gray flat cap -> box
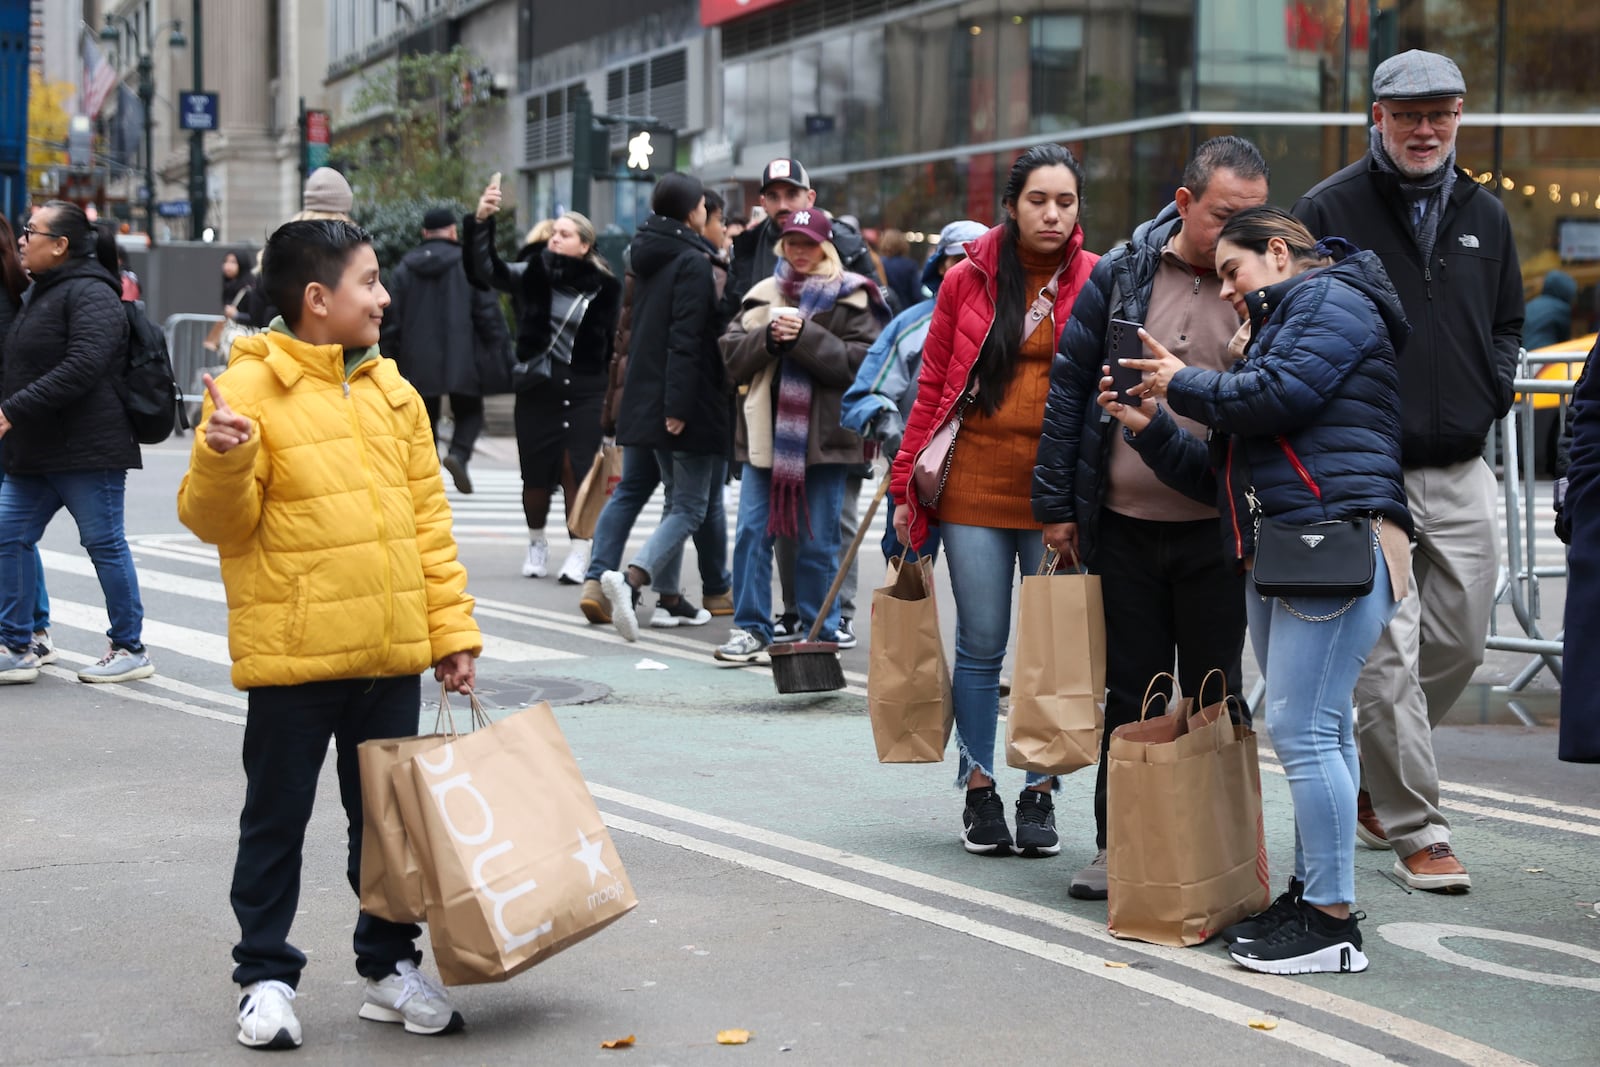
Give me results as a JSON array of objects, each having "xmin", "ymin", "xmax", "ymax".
[{"xmin": 1372, "ymin": 50, "xmax": 1466, "ymax": 100}]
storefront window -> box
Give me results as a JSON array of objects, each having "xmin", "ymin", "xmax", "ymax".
[
  {"xmin": 1194, "ymin": 123, "xmax": 1350, "ymax": 204},
  {"xmin": 724, "ymin": 63, "xmax": 747, "ymax": 149},
  {"xmin": 1197, "ymin": 0, "xmax": 1351, "ymax": 112},
  {"xmin": 1495, "ymin": 127, "xmax": 1600, "ymax": 330},
  {"xmin": 1135, "ymin": 1, "xmax": 1195, "ymax": 117},
  {"xmin": 1504, "ymin": 2, "xmax": 1600, "ymax": 113},
  {"xmin": 847, "ymin": 29, "xmax": 885, "ymax": 163},
  {"xmin": 1026, "ymin": 14, "xmax": 1087, "ymax": 134},
  {"xmin": 1372, "ymin": 0, "xmax": 1497, "ymax": 105}
]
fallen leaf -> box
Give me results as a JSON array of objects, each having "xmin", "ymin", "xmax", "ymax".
[
  {"xmin": 717, "ymin": 1029, "xmax": 753, "ymax": 1045},
  {"xmin": 1523, "ymin": 868, "xmax": 1545, "ymax": 873},
  {"xmin": 1103, "ymin": 960, "xmax": 1130, "ymax": 968},
  {"xmin": 1247, "ymin": 1017, "xmax": 1279, "ymax": 1031},
  {"xmin": 600, "ymin": 1035, "xmax": 636, "ymax": 1049}
]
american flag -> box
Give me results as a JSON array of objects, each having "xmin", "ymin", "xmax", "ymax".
[{"xmin": 80, "ymin": 33, "xmax": 118, "ymax": 120}]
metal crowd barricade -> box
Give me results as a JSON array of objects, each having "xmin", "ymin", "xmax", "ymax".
[
  {"xmin": 1488, "ymin": 349, "xmax": 1573, "ymax": 723},
  {"xmin": 163, "ymin": 313, "xmax": 227, "ymax": 426}
]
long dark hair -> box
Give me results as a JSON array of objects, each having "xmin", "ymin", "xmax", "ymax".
[
  {"xmin": 0, "ymin": 217, "xmax": 26, "ymax": 306},
  {"xmin": 973, "ymin": 144, "xmax": 1084, "ymax": 415}
]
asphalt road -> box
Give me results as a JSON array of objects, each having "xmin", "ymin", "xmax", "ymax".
[{"xmin": 1, "ymin": 438, "xmax": 1595, "ymax": 1066}]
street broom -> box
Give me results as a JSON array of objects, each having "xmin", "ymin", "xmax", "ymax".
[{"xmin": 769, "ymin": 476, "xmax": 892, "ymax": 694}]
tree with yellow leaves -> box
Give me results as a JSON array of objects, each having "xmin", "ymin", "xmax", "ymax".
[{"xmin": 28, "ymin": 72, "xmax": 77, "ymax": 170}]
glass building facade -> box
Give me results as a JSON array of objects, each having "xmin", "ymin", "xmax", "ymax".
[{"xmin": 715, "ymin": 0, "xmax": 1600, "ymax": 333}]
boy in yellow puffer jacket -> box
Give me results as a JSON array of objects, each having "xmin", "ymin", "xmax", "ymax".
[{"xmin": 178, "ymin": 219, "xmax": 482, "ymax": 1051}]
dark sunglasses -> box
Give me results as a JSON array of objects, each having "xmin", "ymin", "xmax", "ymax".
[{"xmin": 21, "ymin": 225, "xmax": 63, "ymax": 241}]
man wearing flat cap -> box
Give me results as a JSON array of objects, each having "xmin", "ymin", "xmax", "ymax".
[
  {"xmin": 380, "ymin": 206, "xmax": 512, "ymax": 494},
  {"xmin": 1294, "ymin": 50, "xmax": 1524, "ymax": 895}
]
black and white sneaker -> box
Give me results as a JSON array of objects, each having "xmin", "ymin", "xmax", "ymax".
[
  {"xmin": 834, "ymin": 618, "xmax": 857, "ymax": 650},
  {"xmin": 650, "ymin": 598, "xmax": 712, "ymax": 628},
  {"xmin": 600, "ymin": 571, "xmax": 641, "ymax": 642},
  {"xmin": 771, "ymin": 613, "xmax": 803, "ymax": 644},
  {"xmin": 961, "ymin": 788, "xmax": 1014, "ymax": 855},
  {"xmin": 1229, "ymin": 902, "xmax": 1369, "ymax": 975},
  {"xmin": 1222, "ymin": 878, "xmax": 1304, "ymax": 945},
  {"xmin": 1013, "ymin": 789, "xmax": 1060, "ymax": 857}
]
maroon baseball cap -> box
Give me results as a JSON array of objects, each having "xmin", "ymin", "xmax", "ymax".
[{"xmin": 778, "ymin": 207, "xmax": 833, "ymax": 245}]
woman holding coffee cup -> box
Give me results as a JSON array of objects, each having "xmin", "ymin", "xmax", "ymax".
[
  {"xmin": 714, "ymin": 208, "xmax": 889, "ymax": 664},
  {"xmin": 889, "ymin": 144, "xmax": 1098, "ymax": 858}
]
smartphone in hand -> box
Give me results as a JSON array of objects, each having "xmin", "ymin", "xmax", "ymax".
[{"xmin": 1107, "ymin": 318, "xmax": 1145, "ymax": 405}]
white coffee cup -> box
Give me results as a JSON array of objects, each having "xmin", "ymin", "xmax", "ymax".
[{"xmin": 771, "ymin": 307, "xmax": 802, "ymax": 321}]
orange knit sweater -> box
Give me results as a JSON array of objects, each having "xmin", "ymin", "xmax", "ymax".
[{"xmin": 938, "ymin": 248, "xmax": 1060, "ymax": 530}]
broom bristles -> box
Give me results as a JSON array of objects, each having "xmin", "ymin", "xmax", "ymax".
[{"xmin": 769, "ymin": 642, "xmax": 846, "ymax": 693}]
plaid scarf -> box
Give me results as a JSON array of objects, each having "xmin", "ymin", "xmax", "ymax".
[{"xmin": 766, "ymin": 261, "xmax": 888, "ymax": 537}]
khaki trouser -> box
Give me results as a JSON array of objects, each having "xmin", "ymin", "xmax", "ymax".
[{"xmin": 1354, "ymin": 458, "xmax": 1500, "ymax": 857}]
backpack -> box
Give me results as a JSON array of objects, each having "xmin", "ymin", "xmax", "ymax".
[{"xmin": 117, "ymin": 301, "xmax": 188, "ymax": 444}]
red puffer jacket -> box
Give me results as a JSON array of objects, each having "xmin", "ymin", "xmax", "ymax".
[{"xmin": 889, "ymin": 223, "xmax": 1097, "ymax": 548}]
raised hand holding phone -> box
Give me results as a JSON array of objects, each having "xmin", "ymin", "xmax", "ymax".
[{"xmin": 476, "ymin": 172, "xmax": 503, "ymax": 220}]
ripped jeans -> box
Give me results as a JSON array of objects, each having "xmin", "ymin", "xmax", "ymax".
[
  {"xmin": 1247, "ymin": 545, "xmax": 1398, "ymax": 908},
  {"xmin": 940, "ymin": 522, "xmax": 1053, "ymax": 791}
]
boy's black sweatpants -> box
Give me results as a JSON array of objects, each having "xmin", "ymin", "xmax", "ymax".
[{"xmin": 230, "ymin": 674, "xmax": 424, "ymax": 989}]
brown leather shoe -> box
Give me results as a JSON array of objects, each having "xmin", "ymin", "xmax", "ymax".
[
  {"xmin": 1356, "ymin": 790, "xmax": 1391, "ymax": 851},
  {"xmin": 579, "ymin": 579, "xmax": 612, "ymax": 624},
  {"xmin": 703, "ymin": 592, "xmax": 734, "ymax": 617},
  {"xmin": 1395, "ymin": 842, "xmax": 1472, "ymax": 893}
]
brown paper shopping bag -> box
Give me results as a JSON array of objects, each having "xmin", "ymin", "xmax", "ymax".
[
  {"xmin": 1005, "ymin": 550, "xmax": 1106, "ymax": 775},
  {"xmin": 1106, "ymin": 671, "xmax": 1270, "ymax": 947},
  {"xmin": 357, "ymin": 695, "xmax": 490, "ymax": 923},
  {"xmin": 567, "ymin": 443, "xmax": 622, "ymax": 540},
  {"xmin": 866, "ymin": 554, "xmax": 954, "ymax": 762},
  {"xmin": 398, "ymin": 700, "xmax": 637, "ymax": 985}
]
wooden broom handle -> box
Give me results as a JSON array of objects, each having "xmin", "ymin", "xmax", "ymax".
[{"xmin": 804, "ymin": 475, "xmax": 894, "ymax": 644}]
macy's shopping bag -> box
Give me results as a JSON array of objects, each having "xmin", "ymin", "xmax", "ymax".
[
  {"xmin": 396, "ymin": 700, "xmax": 637, "ymax": 985},
  {"xmin": 357, "ymin": 695, "xmax": 491, "ymax": 923},
  {"xmin": 1005, "ymin": 550, "xmax": 1106, "ymax": 775},
  {"xmin": 866, "ymin": 554, "xmax": 953, "ymax": 762},
  {"xmin": 1106, "ymin": 672, "xmax": 1269, "ymax": 947},
  {"xmin": 567, "ymin": 443, "xmax": 622, "ymax": 541}
]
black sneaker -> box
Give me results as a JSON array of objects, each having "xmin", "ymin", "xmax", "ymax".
[
  {"xmin": 834, "ymin": 618, "xmax": 857, "ymax": 650},
  {"xmin": 771, "ymin": 613, "xmax": 803, "ymax": 644},
  {"xmin": 961, "ymin": 788, "xmax": 1013, "ymax": 855},
  {"xmin": 1013, "ymin": 789, "xmax": 1060, "ymax": 857},
  {"xmin": 1229, "ymin": 902, "xmax": 1369, "ymax": 975},
  {"xmin": 1221, "ymin": 878, "xmax": 1304, "ymax": 945}
]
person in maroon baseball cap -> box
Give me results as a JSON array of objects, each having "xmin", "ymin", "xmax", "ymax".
[{"xmin": 712, "ymin": 205, "xmax": 890, "ymax": 664}]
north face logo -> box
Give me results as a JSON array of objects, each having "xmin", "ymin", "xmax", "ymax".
[
  {"xmin": 791, "ymin": 210, "xmax": 812, "ymax": 226},
  {"xmin": 1300, "ymin": 534, "xmax": 1325, "ymax": 548},
  {"xmin": 1458, "ymin": 234, "xmax": 1480, "ymax": 249}
]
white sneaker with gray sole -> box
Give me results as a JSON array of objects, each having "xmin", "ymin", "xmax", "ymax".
[
  {"xmin": 77, "ymin": 646, "xmax": 154, "ymax": 684},
  {"xmin": 358, "ymin": 960, "xmax": 464, "ymax": 1035}
]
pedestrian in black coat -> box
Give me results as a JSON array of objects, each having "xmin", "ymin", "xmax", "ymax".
[
  {"xmin": 1560, "ymin": 342, "xmax": 1600, "ymax": 762},
  {"xmin": 381, "ymin": 207, "xmax": 512, "ymax": 493}
]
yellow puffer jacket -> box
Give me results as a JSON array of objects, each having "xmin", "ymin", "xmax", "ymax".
[{"xmin": 177, "ymin": 328, "xmax": 482, "ymax": 689}]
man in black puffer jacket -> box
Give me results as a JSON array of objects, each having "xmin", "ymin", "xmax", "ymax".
[{"xmin": 1292, "ymin": 50, "xmax": 1524, "ymax": 895}]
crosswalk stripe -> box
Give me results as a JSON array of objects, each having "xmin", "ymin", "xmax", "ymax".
[{"xmin": 41, "ymin": 549, "xmax": 582, "ymax": 664}]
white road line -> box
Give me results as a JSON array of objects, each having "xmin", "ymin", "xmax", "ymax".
[
  {"xmin": 50, "ymin": 647, "xmax": 248, "ymax": 709},
  {"xmin": 43, "ymin": 550, "xmax": 582, "ymax": 664},
  {"xmin": 604, "ymin": 812, "xmax": 1395, "ymax": 1067},
  {"xmin": 591, "ymin": 784, "xmax": 1531, "ymax": 1067},
  {"xmin": 39, "ymin": 664, "xmax": 244, "ymax": 725}
]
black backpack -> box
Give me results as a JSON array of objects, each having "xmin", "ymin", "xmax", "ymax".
[{"xmin": 117, "ymin": 301, "xmax": 188, "ymax": 444}]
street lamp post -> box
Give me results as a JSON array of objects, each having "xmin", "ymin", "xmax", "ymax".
[{"xmin": 100, "ymin": 14, "xmax": 186, "ymax": 239}]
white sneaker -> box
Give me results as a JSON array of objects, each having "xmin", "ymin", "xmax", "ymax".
[
  {"xmin": 77, "ymin": 646, "xmax": 154, "ymax": 684},
  {"xmin": 0, "ymin": 646, "xmax": 39, "ymax": 684},
  {"xmin": 558, "ymin": 540, "xmax": 590, "ymax": 585},
  {"xmin": 358, "ymin": 960, "xmax": 464, "ymax": 1035},
  {"xmin": 521, "ymin": 539, "xmax": 549, "ymax": 578},
  {"xmin": 650, "ymin": 600, "xmax": 712, "ymax": 627},
  {"xmin": 714, "ymin": 628, "xmax": 769, "ymax": 663},
  {"xmin": 601, "ymin": 570, "xmax": 640, "ymax": 642},
  {"xmin": 237, "ymin": 979, "xmax": 302, "ymax": 1050},
  {"xmin": 30, "ymin": 631, "xmax": 56, "ymax": 665}
]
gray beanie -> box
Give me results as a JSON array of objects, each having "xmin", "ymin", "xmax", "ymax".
[{"xmin": 303, "ymin": 167, "xmax": 354, "ymax": 214}]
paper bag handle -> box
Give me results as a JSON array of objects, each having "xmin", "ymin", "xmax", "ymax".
[
  {"xmin": 435, "ymin": 685, "xmax": 493, "ymax": 737},
  {"xmin": 1137, "ymin": 671, "xmax": 1180, "ymax": 722},
  {"xmin": 1036, "ymin": 546, "xmax": 1084, "ymax": 576}
]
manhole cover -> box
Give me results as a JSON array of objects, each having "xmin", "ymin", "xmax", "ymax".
[{"xmin": 435, "ymin": 675, "xmax": 611, "ymax": 710}]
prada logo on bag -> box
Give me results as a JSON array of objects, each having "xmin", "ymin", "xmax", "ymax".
[{"xmin": 1300, "ymin": 534, "xmax": 1326, "ymax": 548}]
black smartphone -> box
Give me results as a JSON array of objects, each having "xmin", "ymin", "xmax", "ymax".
[{"xmin": 1107, "ymin": 318, "xmax": 1145, "ymax": 405}]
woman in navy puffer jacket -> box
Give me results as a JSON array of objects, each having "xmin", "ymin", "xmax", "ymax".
[{"xmin": 1109, "ymin": 206, "xmax": 1413, "ymax": 979}]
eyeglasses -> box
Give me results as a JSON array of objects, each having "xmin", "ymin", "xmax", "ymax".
[
  {"xmin": 1383, "ymin": 106, "xmax": 1462, "ymax": 132},
  {"xmin": 20, "ymin": 225, "xmax": 62, "ymax": 241}
]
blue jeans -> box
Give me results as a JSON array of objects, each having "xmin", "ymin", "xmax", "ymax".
[
  {"xmin": 0, "ymin": 446, "xmax": 48, "ymax": 634},
  {"xmin": 1247, "ymin": 546, "xmax": 1398, "ymax": 908},
  {"xmin": 732, "ymin": 463, "xmax": 846, "ymax": 642},
  {"xmin": 586, "ymin": 446, "xmax": 730, "ymax": 598},
  {"xmin": 630, "ymin": 451, "xmax": 720, "ymax": 589},
  {"xmin": 0, "ymin": 469, "xmax": 143, "ymax": 651},
  {"xmin": 940, "ymin": 522, "xmax": 1051, "ymax": 790}
]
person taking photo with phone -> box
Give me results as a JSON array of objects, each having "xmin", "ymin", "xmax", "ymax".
[{"xmin": 1032, "ymin": 136, "xmax": 1269, "ymax": 900}]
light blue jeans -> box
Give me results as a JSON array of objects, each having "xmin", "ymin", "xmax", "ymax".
[
  {"xmin": 587, "ymin": 446, "xmax": 730, "ymax": 598},
  {"xmin": 1247, "ymin": 545, "xmax": 1398, "ymax": 907},
  {"xmin": 731, "ymin": 463, "xmax": 846, "ymax": 642},
  {"xmin": 629, "ymin": 451, "xmax": 721, "ymax": 591},
  {"xmin": 940, "ymin": 522, "xmax": 1053, "ymax": 791}
]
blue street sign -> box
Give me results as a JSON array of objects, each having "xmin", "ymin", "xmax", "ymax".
[
  {"xmin": 180, "ymin": 93, "xmax": 219, "ymax": 131},
  {"xmin": 157, "ymin": 200, "xmax": 192, "ymax": 218}
]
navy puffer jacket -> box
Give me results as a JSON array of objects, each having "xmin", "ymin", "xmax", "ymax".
[{"xmin": 1123, "ymin": 249, "xmax": 1414, "ymax": 566}]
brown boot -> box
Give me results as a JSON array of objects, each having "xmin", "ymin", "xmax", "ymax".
[
  {"xmin": 579, "ymin": 579, "xmax": 612, "ymax": 624},
  {"xmin": 703, "ymin": 591, "xmax": 734, "ymax": 616},
  {"xmin": 1356, "ymin": 790, "xmax": 1391, "ymax": 850},
  {"xmin": 1395, "ymin": 842, "xmax": 1472, "ymax": 893}
]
